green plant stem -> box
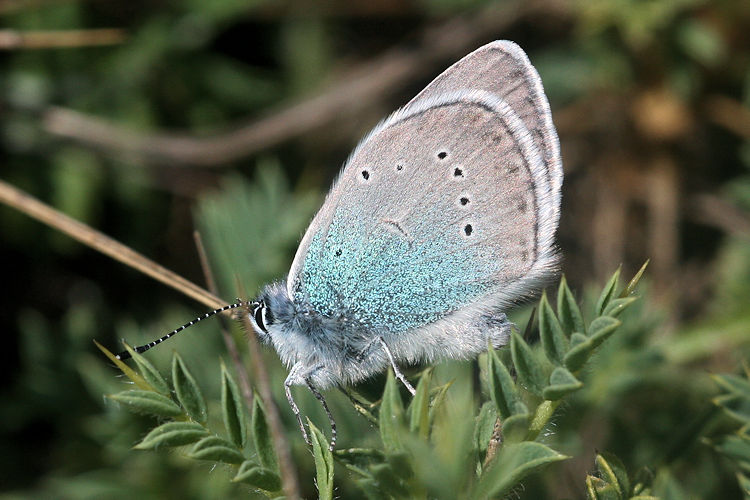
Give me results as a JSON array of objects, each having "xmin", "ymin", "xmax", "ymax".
[{"xmin": 528, "ymin": 400, "xmax": 560, "ymax": 441}]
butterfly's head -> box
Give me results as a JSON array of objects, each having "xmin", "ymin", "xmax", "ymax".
[
  {"xmin": 247, "ymin": 281, "xmax": 300, "ymax": 359},
  {"xmin": 247, "ymin": 298, "xmax": 273, "ymax": 343}
]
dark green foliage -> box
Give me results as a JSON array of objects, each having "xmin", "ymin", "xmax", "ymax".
[{"xmin": 108, "ymin": 390, "xmax": 182, "ymax": 417}]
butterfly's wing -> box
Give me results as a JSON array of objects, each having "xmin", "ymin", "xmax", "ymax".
[{"xmin": 286, "ymin": 41, "xmax": 561, "ymax": 356}]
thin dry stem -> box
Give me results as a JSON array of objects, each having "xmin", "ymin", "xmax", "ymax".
[
  {"xmin": 0, "ymin": 28, "xmax": 126, "ymax": 49},
  {"xmin": 0, "ymin": 179, "xmax": 224, "ymax": 310}
]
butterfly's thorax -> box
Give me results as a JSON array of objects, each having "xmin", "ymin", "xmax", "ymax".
[{"xmin": 258, "ymin": 281, "xmax": 393, "ymax": 388}]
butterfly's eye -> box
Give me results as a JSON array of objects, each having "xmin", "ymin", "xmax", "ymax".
[{"xmin": 251, "ymin": 300, "xmax": 270, "ymax": 334}]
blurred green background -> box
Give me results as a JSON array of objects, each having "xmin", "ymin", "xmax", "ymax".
[{"xmin": 1, "ymin": 0, "xmax": 749, "ymax": 498}]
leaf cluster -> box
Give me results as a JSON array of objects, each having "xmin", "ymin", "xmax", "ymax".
[{"xmin": 99, "ymin": 344, "xmax": 283, "ymax": 496}]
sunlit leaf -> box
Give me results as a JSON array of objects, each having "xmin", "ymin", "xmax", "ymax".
[
  {"xmin": 189, "ymin": 436, "xmax": 245, "ymax": 464},
  {"xmin": 596, "ymin": 452, "xmax": 631, "ymax": 498},
  {"xmin": 621, "ymin": 260, "xmax": 649, "ymax": 297},
  {"xmin": 589, "ymin": 316, "xmax": 621, "ymax": 348},
  {"xmin": 124, "ymin": 344, "xmax": 169, "ymax": 394},
  {"xmin": 310, "ymin": 419, "xmax": 334, "ymax": 500},
  {"xmin": 473, "ymin": 441, "xmax": 568, "ymax": 498},
  {"xmin": 543, "ymin": 366, "xmax": 583, "ymax": 400},
  {"xmin": 558, "ymin": 276, "xmax": 586, "ymax": 335},
  {"xmin": 539, "ymin": 291, "xmax": 569, "ymax": 365},
  {"xmin": 595, "ymin": 267, "xmax": 621, "ymax": 316},
  {"xmin": 564, "ymin": 333, "xmax": 593, "ymax": 372},
  {"xmin": 603, "ymin": 297, "xmax": 638, "ymax": 318},
  {"xmin": 95, "ymin": 340, "xmax": 151, "ymax": 390},
  {"xmin": 233, "ymin": 461, "xmax": 281, "ymax": 492},
  {"xmin": 510, "ymin": 332, "xmax": 547, "ymax": 396},
  {"xmin": 408, "ymin": 368, "xmax": 431, "ymax": 439},
  {"xmin": 109, "ymin": 390, "xmax": 181, "ymax": 417},
  {"xmin": 380, "ymin": 370, "xmax": 406, "ymax": 453},
  {"xmin": 134, "ymin": 422, "xmax": 208, "ymax": 449}
]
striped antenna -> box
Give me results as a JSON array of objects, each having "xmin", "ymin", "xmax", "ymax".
[{"xmin": 115, "ymin": 301, "xmax": 245, "ymax": 360}]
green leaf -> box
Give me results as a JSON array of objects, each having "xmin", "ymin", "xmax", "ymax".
[
  {"xmin": 252, "ymin": 397, "xmax": 278, "ymax": 471},
  {"xmin": 596, "ymin": 452, "xmax": 631, "ymax": 498},
  {"xmin": 558, "ymin": 276, "xmax": 585, "ymax": 336},
  {"xmin": 221, "ymin": 361, "xmax": 247, "ymax": 448},
  {"xmin": 189, "ymin": 436, "xmax": 245, "ymax": 464},
  {"xmin": 712, "ymin": 434, "xmax": 750, "ymax": 465},
  {"xmin": 564, "ymin": 333, "xmax": 594, "ymax": 372},
  {"xmin": 428, "ymin": 381, "xmax": 453, "ymax": 427},
  {"xmin": 503, "ymin": 412, "xmax": 530, "ymax": 444},
  {"xmin": 621, "ymin": 260, "xmax": 649, "ymax": 297},
  {"xmin": 487, "ymin": 345, "xmax": 522, "ymax": 419},
  {"xmin": 542, "ymin": 367, "xmax": 583, "ymax": 400},
  {"xmin": 172, "ymin": 353, "xmax": 207, "ymax": 424},
  {"xmin": 134, "ymin": 422, "xmax": 208, "ymax": 449},
  {"xmin": 408, "ymin": 368, "xmax": 431, "ymax": 439},
  {"xmin": 714, "ymin": 394, "xmax": 750, "ymax": 424},
  {"xmin": 603, "ymin": 297, "xmax": 638, "ymax": 318},
  {"xmin": 473, "ymin": 441, "xmax": 568, "ymax": 498},
  {"xmin": 95, "ymin": 340, "xmax": 152, "ymax": 391},
  {"xmin": 233, "ymin": 461, "xmax": 282, "ymax": 492},
  {"xmin": 713, "ymin": 374, "xmax": 750, "ymax": 398},
  {"xmin": 125, "ymin": 344, "xmax": 169, "ymax": 394},
  {"xmin": 589, "ymin": 316, "xmax": 622, "ymax": 348},
  {"xmin": 475, "ymin": 402, "xmax": 498, "ymax": 453},
  {"xmin": 109, "ymin": 390, "xmax": 182, "ymax": 417},
  {"xmin": 510, "ymin": 332, "xmax": 547, "ymax": 396},
  {"xmin": 380, "ymin": 370, "xmax": 406, "ymax": 453},
  {"xmin": 595, "ymin": 267, "xmax": 621, "ymax": 316},
  {"xmin": 539, "ymin": 291, "xmax": 569, "ymax": 365},
  {"xmin": 310, "ymin": 419, "xmax": 334, "ymax": 500},
  {"xmin": 586, "ymin": 475, "xmax": 621, "ymax": 500}
]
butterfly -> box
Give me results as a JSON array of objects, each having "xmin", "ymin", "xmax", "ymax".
[{"xmin": 117, "ymin": 40, "xmax": 562, "ymax": 449}]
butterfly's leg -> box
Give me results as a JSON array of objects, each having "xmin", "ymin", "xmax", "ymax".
[
  {"xmin": 306, "ymin": 379, "xmax": 337, "ymax": 451},
  {"xmin": 378, "ymin": 337, "xmax": 416, "ymax": 396},
  {"xmin": 284, "ymin": 363, "xmax": 310, "ymax": 445}
]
